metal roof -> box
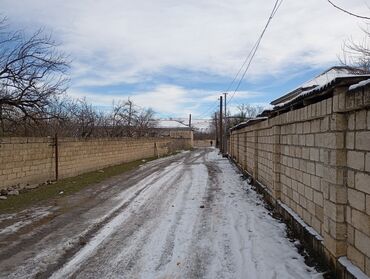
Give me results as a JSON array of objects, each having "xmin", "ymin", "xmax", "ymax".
[{"xmin": 273, "ymin": 75, "xmax": 370, "ymax": 111}]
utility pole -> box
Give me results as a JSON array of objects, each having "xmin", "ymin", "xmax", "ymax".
[
  {"xmin": 189, "ymin": 113, "xmax": 192, "ymax": 128},
  {"xmin": 215, "ymin": 112, "xmax": 218, "ymax": 148},
  {"xmin": 223, "ymin": 92, "xmax": 228, "ymax": 155},
  {"xmin": 219, "ymin": 96, "xmax": 223, "ymax": 153},
  {"xmin": 54, "ymin": 133, "xmax": 59, "ymax": 181}
]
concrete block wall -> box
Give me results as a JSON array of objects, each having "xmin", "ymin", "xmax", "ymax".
[
  {"xmin": 345, "ymin": 88, "xmax": 370, "ymax": 275},
  {"xmin": 57, "ymin": 138, "xmax": 172, "ymax": 179},
  {"xmin": 0, "ymin": 136, "xmax": 192, "ymax": 191},
  {"xmin": 246, "ymin": 131, "xmax": 256, "ymax": 175},
  {"xmin": 256, "ymin": 127, "xmax": 274, "ymax": 190},
  {"xmin": 238, "ymin": 132, "xmax": 246, "ymax": 169},
  {"xmin": 229, "ymin": 85, "xmax": 370, "ymax": 277},
  {"xmin": 0, "ymin": 137, "xmax": 55, "ymax": 190}
]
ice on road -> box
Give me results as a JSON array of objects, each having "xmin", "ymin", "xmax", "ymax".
[{"xmin": 0, "ymin": 149, "xmax": 322, "ymax": 279}]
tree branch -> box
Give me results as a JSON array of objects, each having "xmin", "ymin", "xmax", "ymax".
[{"xmin": 327, "ymin": 0, "xmax": 370, "ymax": 20}]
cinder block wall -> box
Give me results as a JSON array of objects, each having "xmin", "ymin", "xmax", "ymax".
[
  {"xmin": 0, "ymin": 137, "xmax": 55, "ymax": 190},
  {"xmin": 0, "ymin": 135, "xmax": 192, "ymax": 190},
  {"xmin": 229, "ymin": 85, "xmax": 370, "ymax": 277},
  {"xmin": 57, "ymin": 138, "xmax": 173, "ymax": 179}
]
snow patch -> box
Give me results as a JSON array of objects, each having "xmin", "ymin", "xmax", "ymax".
[
  {"xmin": 154, "ymin": 119, "xmax": 190, "ymax": 128},
  {"xmin": 0, "ymin": 207, "xmax": 52, "ymax": 236},
  {"xmin": 273, "ymin": 67, "xmax": 370, "ymax": 108},
  {"xmin": 338, "ymin": 257, "xmax": 369, "ymax": 279},
  {"xmin": 278, "ymin": 201, "xmax": 323, "ymax": 241},
  {"xmin": 349, "ymin": 78, "xmax": 370, "ymax": 91}
]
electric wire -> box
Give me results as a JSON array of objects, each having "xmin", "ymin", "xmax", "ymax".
[
  {"xmin": 186, "ymin": 0, "xmax": 283, "ymax": 119},
  {"xmin": 227, "ymin": 0, "xmax": 283, "ymax": 106}
]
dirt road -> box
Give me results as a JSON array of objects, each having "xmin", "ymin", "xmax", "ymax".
[{"xmin": 0, "ymin": 148, "xmax": 322, "ymax": 278}]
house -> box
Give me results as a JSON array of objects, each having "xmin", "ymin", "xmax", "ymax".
[{"xmin": 260, "ymin": 66, "xmax": 370, "ymax": 117}]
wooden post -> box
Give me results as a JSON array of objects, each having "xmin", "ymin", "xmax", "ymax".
[
  {"xmin": 223, "ymin": 92, "xmax": 228, "ymax": 155},
  {"xmin": 54, "ymin": 133, "xmax": 59, "ymax": 181},
  {"xmin": 215, "ymin": 112, "xmax": 218, "ymax": 148},
  {"xmin": 219, "ymin": 96, "xmax": 223, "ymax": 153}
]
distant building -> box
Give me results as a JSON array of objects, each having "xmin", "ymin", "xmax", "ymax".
[{"xmin": 148, "ymin": 119, "xmax": 193, "ymax": 147}]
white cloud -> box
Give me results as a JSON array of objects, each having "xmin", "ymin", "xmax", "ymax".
[
  {"xmin": 67, "ymin": 84, "xmax": 259, "ymax": 118},
  {"xmin": 1, "ymin": 0, "xmax": 369, "ymax": 117},
  {"xmin": 1, "ymin": 0, "xmax": 367, "ymax": 84}
]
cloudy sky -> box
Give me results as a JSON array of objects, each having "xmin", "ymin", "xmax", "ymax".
[{"xmin": 1, "ymin": 0, "xmax": 368, "ymax": 118}]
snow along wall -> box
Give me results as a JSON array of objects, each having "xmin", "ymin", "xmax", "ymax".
[
  {"xmin": 0, "ymin": 134, "xmax": 193, "ymax": 190},
  {"xmin": 229, "ymin": 84, "xmax": 370, "ymax": 277}
]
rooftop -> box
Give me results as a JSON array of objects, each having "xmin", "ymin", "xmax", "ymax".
[
  {"xmin": 231, "ymin": 66, "xmax": 370, "ymax": 131},
  {"xmin": 271, "ymin": 66, "xmax": 369, "ymax": 106}
]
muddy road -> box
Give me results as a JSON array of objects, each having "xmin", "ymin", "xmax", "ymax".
[{"xmin": 0, "ymin": 148, "xmax": 322, "ymax": 278}]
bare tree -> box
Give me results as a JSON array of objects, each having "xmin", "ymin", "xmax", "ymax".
[
  {"xmin": 72, "ymin": 98, "xmax": 98, "ymax": 138},
  {"xmin": 134, "ymin": 108, "xmax": 156, "ymax": 137},
  {"xmin": 109, "ymin": 100, "xmax": 138, "ymax": 137},
  {"xmin": 327, "ymin": 0, "xmax": 370, "ymax": 20},
  {"xmin": 0, "ymin": 18, "xmax": 158, "ymax": 138},
  {"xmin": 236, "ymin": 104, "xmax": 264, "ymax": 119},
  {"xmin": 0, "ymin": 17, "xmax": 69, "ymax": 135},
  {"xmin": 340, "ymin": 26, "xmax": 370, "ymax": 73},
  {"xmin": 225, "ymin": 104, "xmax": 265, "ymax": 128}
]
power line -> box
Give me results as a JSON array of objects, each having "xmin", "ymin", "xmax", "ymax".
[
  {"xmin": 193, "ymin": 0, "xmax": 283, "ymax": 119},
  {"xmin": 327, "ymin": 0, "xmax": 370, "ymax": 20},
  {"xmin": 227, "ymin": 0, "xmax": 283, "ymax": 105},
  {"xmin": 196, "ymin": 101, "xmax": 220, "ymax": 118},
  {"xmin": 225, "ymin": 40, "xmax": 259, "ymax": 93}
]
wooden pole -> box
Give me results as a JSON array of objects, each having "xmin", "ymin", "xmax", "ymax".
[
  {"xmin": 215, "ymin": 112, "xmax": 218, "ymax": 148},
  {"xmin": 223, "ymin": 92, "xmax": 228, "ymax": 155},
  {"xmin": 219, "ymin": 96, "xmax": 223, "ymax": 153},
  {"xmin": 54, "ymin": 133, "xmax": 59, "ymax": 181}
]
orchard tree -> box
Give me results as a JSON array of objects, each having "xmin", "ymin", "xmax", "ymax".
[
  {"xmin": 340, "ymin": 29, "xmax": 370, "ymax": 73},
  {"xmin": 0, "ymin": 17, "xmax": 69, "ymax": 135}
]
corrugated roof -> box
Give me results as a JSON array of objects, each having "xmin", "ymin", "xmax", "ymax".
[
  {"xmin": 271, "ymin": 66, "xmax": 369, "ymax": 106},
  {"xmin": 230, "ymin": 117, "xmax": 268, "ymax": 131},
  {"xmin": 153, "ymin": 120, "xmax": 190, "ymax": 129},
  {"xmin": 273, "ymin": 75, "xmax": 370, "ymax": 110},
  {"xmin": 231, "ymin": 66, "xmax": 370, "ymax": 132}
]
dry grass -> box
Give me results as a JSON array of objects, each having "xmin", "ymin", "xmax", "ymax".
[{"xmin": 0, "ymin": 157, "xmax": 156, "ymax": 214}]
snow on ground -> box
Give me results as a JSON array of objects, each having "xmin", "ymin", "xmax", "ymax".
[
  {"xmin": 0, "ymin": 207, "xmax": 53, "ymax": 236},
  {"xmin": 51, "ymin": 149, "xmax": 322, "ymax": 278},
  {"xmin": 1, "ymin": 149, "xmax": 323, "ymax": 278},
  {"xmin": 278, "ymin": 201, "xmax": 323, "ymax": 242}
]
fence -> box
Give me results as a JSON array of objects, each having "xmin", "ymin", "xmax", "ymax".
[
  {"xmin": 229, "ymin": 83, "xmax": 370, "ymax": 277},
  {"xmin": 0, "ymin": 134, "xmax": 193, "ymax": 191}
]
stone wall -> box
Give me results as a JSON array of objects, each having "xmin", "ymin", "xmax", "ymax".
[
  {"xmin": 229, "ymin": 85, "xmax": 370, "ymax": 277},
  {"xmin": 0, "ymin": 135, "xmax": 192, "ymax": 191}
]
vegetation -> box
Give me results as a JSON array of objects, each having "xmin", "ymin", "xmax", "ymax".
[
  {"xmin": 0, "ymin": 18, "xmax": 156, "ymax": 137},
  {"xmin": 340, "ymin": 25, "xmax": 370, "ymax": 73},
  {"xmin": 210, "ymin": 104, "xmax": 265, "ymax": 134},
  {"xmin": 0, "ymin": 157, "xmax": 155, "ymax": 214}
]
